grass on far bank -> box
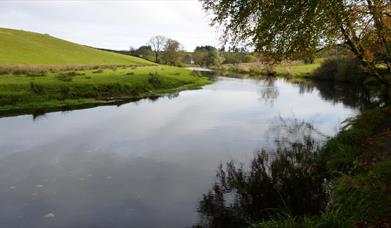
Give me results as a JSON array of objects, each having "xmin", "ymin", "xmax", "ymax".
[
  {"xmin": 0, "ymin": 65, "xmax": 210, "ymax": 116},
  {"xmin": 215, "ymin": 59, "xmax": 323, "ymax": 79}
]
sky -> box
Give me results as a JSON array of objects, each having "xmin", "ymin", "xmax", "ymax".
[{"xmin": 0, "ymin": 0, "xmax": 220, "ymax": 51}]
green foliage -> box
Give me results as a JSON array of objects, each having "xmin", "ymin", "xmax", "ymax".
[
  {"xmin": 201, "ymin": 0, "xmax": 391, "ymax": 85},
  {"xmin": 0, "ymin": 28, "xmax": 154, "ymax": 65},
  {"xmin": 161, "ymin": 39, "xmax": 183, "ymax": 66},
  {"xmin": 193, "ymin": 46, "xmax": 224, "ymax": 66}
]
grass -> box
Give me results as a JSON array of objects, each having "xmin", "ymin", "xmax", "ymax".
[
  {"xmin": 0, "ymin": 27, "xmax": 154, "ymax": 65},
  {"xmin": 215, "ymin": 60, "xmax": 322, "ymax": 79},
  {"xmin": 0, "ymin": 65, "xmax": 210, "ymax": 116},
  {"xmin": 275, "ymin": 62, "xmax": 321, "ymax": 77}
]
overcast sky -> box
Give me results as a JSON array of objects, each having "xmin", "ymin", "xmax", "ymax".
[{"xmin": 0, "ymin": 0, "xmax": 220, "ymax": 51}]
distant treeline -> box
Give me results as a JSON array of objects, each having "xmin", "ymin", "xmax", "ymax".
[{"xmin": 93, "ymin": 38, "xmax": 348, "ymax": 67}]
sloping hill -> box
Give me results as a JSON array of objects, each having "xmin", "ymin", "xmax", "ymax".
[{"xmin": 0, "ymin": 28, "xmax": 153, "ymax": 65}]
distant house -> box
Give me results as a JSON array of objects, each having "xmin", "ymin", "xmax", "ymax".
[{"xmin": 184, "ymin": 54, "xmax": 194, "ymax": 64}]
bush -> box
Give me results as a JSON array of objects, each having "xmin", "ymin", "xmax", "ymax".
[{"xmin": 313, "ymin": 58, "xmax": 368, "ymax": 83}]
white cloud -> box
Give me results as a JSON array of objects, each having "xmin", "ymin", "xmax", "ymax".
[{"xmin": 0, "ymin": 0, "xmax": 220, "ymax": 51}]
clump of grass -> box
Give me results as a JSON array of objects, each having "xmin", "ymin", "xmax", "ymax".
[
  {"xmin": 148, "ymin": 72, "xmax": 161, "ymax": 88},
  {"xmin": 59, "ymin": 86, "xmax": 71, "ymax": 100},
  {"xmin": 92, "ymin": 69, "xmax": 103, "ymax": 74},
  {"xmin": 30, "ymin": 82, "xmax": 44, "ymax": 94},
  {"xmin": 126, "ymin": 72, "xmax": 134, "ymax": 76},
  {"xmin": 56, "ymin": 71, "xmax": 85, "ymax": 82},
  {"xmin": 26, "ymin": 71, "xmax": 47, "ymax": 77}
]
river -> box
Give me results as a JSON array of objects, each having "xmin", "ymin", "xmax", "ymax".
[{"xmin": 0, "ymin": 76, "xmax": 368, "ymax": 227}]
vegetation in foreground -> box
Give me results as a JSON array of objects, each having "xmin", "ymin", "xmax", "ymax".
[
  {"xmin": 0, "ymin": 65, "xmax": 210, "ymax": 116},
  {"xmin": 197, "ymin": 107, "xmax": 391, "ymax": 227}
]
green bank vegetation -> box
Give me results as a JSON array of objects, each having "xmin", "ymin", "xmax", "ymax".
[
  {"xmin": 214, "ymin": 60, "xmax": 322, "ymax": 78},
  {"xmin": 0, "ymin": 65, "xmax": 209, "ymax": 116}
]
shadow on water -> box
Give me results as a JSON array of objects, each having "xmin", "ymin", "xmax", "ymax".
[
  {"xmin": 257, "ymin": 77, "xmax": 377, "ymax": 110},
  {"xmin": 195, "ymin": 118, "xmax": 330, "ymax": 228},
  {"xmin": 294, "ymin": 80, "xmax": 378, "ymax": 110}
]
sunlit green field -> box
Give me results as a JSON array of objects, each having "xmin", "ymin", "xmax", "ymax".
[{"xmin": 0, "ymin": 28, "xmax": 153, "ymax": 65}]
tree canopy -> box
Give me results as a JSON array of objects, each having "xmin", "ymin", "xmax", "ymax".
[{"xmin": 201, "ymin": 0, "xmax": 391, "ymax": 85}]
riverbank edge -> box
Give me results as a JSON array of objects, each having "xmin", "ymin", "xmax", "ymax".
[
  {"xmin": 0, "ymin": 66, "xmax": 211, "ymax": 117},
  {"xmin": 253, "ymin": 106, "xmax": 391, "ymax": 227},
  {"xmin": 0, "ymin": 83, "xmax": 209, "ymax": 118}
]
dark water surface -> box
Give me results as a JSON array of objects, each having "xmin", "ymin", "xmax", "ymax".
[{"xmin": 0, "ymin": 77, "xmax": 363, "ymax": 227}]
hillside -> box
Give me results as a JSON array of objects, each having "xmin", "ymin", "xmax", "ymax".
[{"xmin": 0, "ymin": 28, "xmax": 153, "ymax": 65}]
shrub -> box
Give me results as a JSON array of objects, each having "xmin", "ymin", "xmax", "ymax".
[{"xmin": 313, "ymin": 58, "xmax": 368, "ymax": 83}]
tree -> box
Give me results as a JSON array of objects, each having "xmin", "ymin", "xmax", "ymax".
[
  {"xmin": 201, "ymin": 0, "xmax": 391, "ymax": 86},
  {"xmin": 130, "ymin": 45, "xmax": 153, "ymax": 59},
  {"xmin": 161, "ymin": 39, "xmax": 183, "ymax": 65},
  {"xmin": 148, "ymin": 35, "xmax": 167, "ymax": 63},
  {"xmin": 193, "ymin": 46, "xmax": 224, "ymax": 66}
]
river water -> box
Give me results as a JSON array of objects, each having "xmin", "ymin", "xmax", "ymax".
[{"xmin": 0, "ymin": 76, "xmax": 365, "ymax": 227}]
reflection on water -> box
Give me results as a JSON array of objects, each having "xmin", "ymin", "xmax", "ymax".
[
  {"xmin": 0, "ymin": 77, "xmax": 371, "ymax": 227},
  {"xmin": 197, "ymin": 121, "xmax": 327, "ymax": 227}
]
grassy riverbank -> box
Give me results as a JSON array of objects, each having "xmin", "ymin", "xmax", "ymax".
[
  {"xmin": 214, "ymin": 60, "xmax": 322, "ymax": 79},
  {"xmin": 0, "ymin": 65, "xmax": 210, "ymax": 116}
]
